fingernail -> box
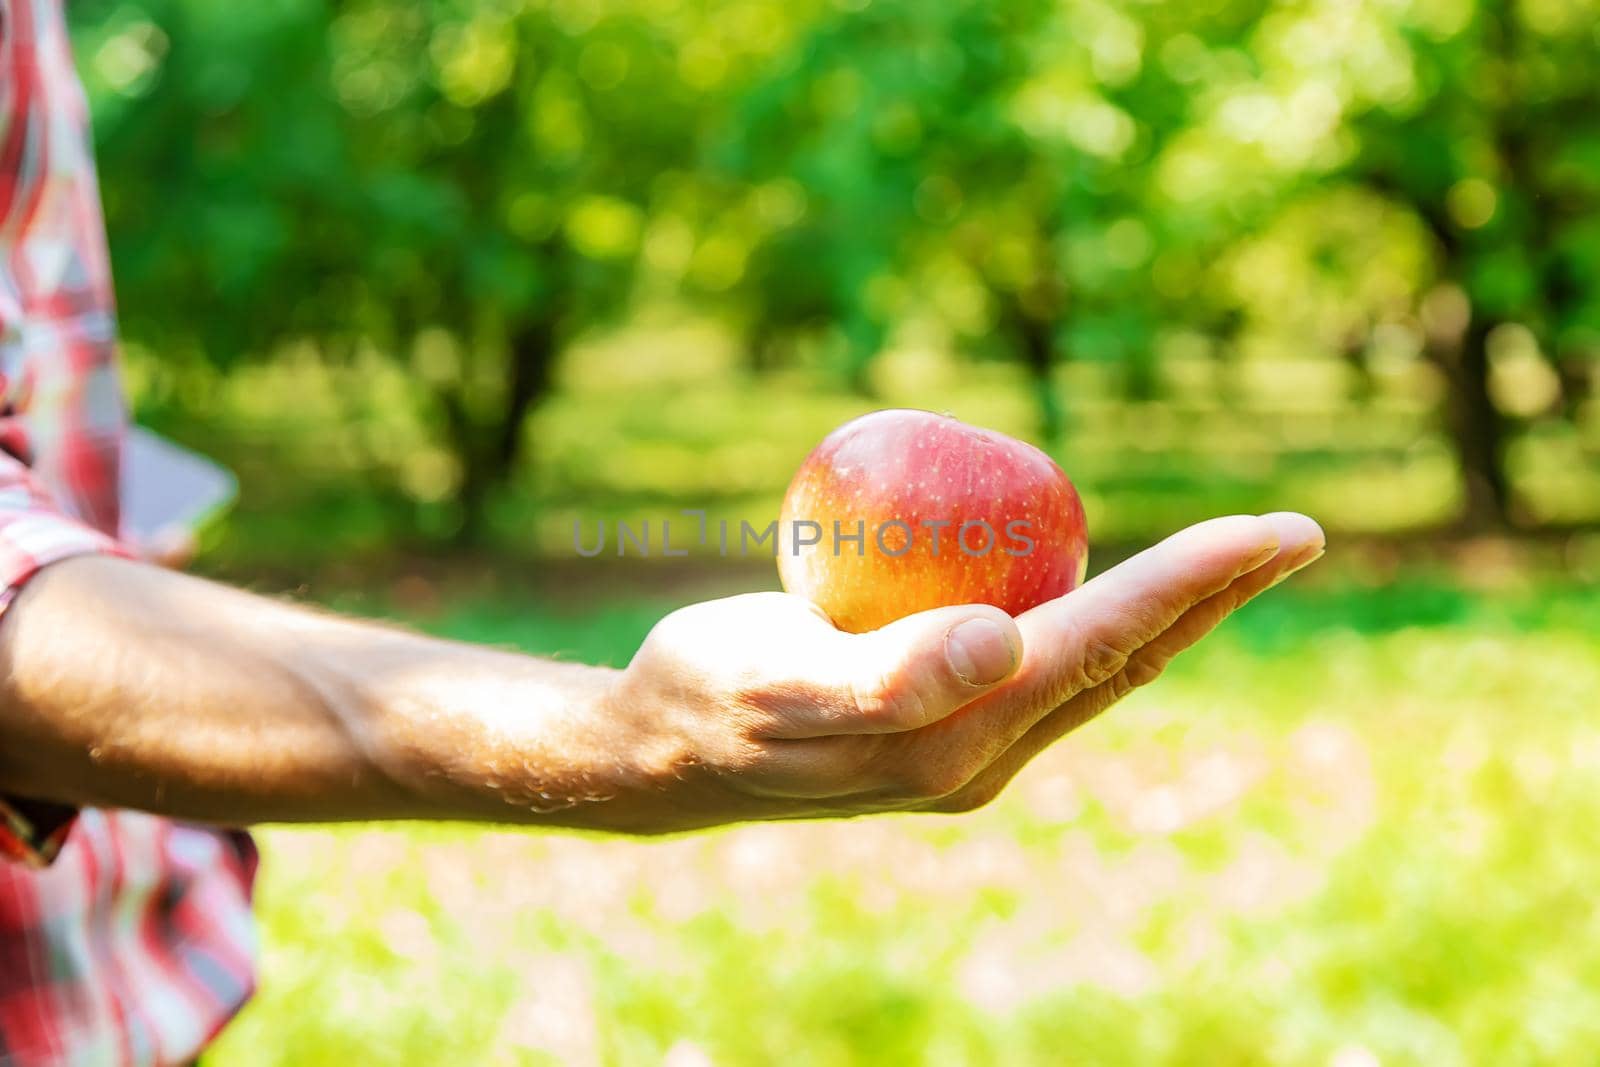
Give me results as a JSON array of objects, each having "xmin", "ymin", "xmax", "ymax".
[{"xmin": 946, "ymin": 619, "xmax": 1017, "ymax": 686}]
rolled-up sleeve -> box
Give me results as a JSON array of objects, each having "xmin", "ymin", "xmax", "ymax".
[
  {"xmin": 0, "ymin": 0, "xmax": 135, "ymax": 867},
  {"xmin": 0, "ymin": 452, "xmax": 130, "ymax": 868},
  {"xmin": 0, "ymin": 457, "xmax": 125, "ymax": 608}
]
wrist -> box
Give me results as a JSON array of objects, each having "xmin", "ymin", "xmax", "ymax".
[
  {"xmin": 339, "ymin": 633, "xmax": 646, "ymax": 826},
  {"xmin": 565, "ymin": 672, "xmax": 709, "ymax": 834}
]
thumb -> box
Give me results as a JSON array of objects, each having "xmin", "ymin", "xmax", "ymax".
[{"xmin": 788, "ymin": 605, "xmax": 1023, "ymax": 737}]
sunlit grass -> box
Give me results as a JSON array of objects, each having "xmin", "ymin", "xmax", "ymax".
[{"xmin": 209, "ymin": 576, "xmax": 1600, "ymax": 1067}]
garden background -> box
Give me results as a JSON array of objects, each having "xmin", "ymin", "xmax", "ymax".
[{"xmin": 66, "ymin": 0, "xmax": 1600, "ymax": 1063}]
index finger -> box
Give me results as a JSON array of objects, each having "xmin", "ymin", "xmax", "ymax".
[{"xmin": 981, "ymin": 514, "xmax": 1290, "ymax": 742}]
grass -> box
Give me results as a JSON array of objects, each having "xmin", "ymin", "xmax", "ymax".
[{"xmin": 204, "ymin": 564, "xmax": 1600, "ymax": 1067}]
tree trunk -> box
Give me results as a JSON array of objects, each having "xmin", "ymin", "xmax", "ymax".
[
  {"xmin": 449, "ymin": 319, "xmax": 559, "ymax": 545},
  {"xmin": 1016, "ymin": 311, "xmax": 1065, "ymax": 448},
  {"xmin": 493, "ymin": 319, "xmax": 558, "ymax": 479},
  {"xmin": 1556, "ymin": 349, "xmax": 1593, "ymax": 423},
  {"xmin": 1344, "ymin": 329, "xmax": 1375, "ymax": 406},
  {"xmin": 840, "ymin": 312, "xmax": 883, "ymax": 398},
  {"xmin": 746, "ymin": 319, "xmax": 778, "ymax": 375},
  {"xmin": 1433, "ymin": 314, "xmax": 1513, "ymax": 531}
]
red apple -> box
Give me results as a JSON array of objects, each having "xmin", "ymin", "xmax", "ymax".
[{"xmin": 778, "ymin": 409, "xmax": 1088, "ymax": 633}]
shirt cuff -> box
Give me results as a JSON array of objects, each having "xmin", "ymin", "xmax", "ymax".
[
  {"xmin": 0, "ymin": 508, "xmax": 129, "ymax": 612},
  {"xmin": 0, "ymin": 511, "xmax": 131, "ymax": 867}
]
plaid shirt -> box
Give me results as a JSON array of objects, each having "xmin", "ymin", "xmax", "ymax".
[{"xmin": 0, "ymin": 1, "xmax": 257, "ymax": 1063}]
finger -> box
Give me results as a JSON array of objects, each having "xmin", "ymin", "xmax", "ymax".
[
  {"xmin": 1051, "ymin": 516, "xmax": 1321, "ymax": 738},
  {"xmin": 982, "ymin": 514, "xmax": 1284, "ymax": 743},
  {"xmin": 1116, "ymin": 511, "xmax": 1324, "ymax": 685},
  {"xmin": 758, "ymin": 603, "xmax": 1023, "ymax": 738},
  {"xmin": 951, "ymin": 515, "xmax": 1325, "ymax": 804}
]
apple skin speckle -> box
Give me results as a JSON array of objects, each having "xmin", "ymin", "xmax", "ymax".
[{"xmin": 777, "ymin": 408, "xmax": 1089, "ymax": 633}]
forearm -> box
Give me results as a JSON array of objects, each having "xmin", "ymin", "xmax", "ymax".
[
  {"xmin": 0, "ymin": 514, "xmax": 1325, "ymax": 837},
  {"xmin": 0, "ymin": 555, "xmax": 646, "ymax": 829}
]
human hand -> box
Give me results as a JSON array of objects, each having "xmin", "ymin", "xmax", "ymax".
[{"xmin": 599, "ymin": 513, "xmax": 1323, "ymax": 831}]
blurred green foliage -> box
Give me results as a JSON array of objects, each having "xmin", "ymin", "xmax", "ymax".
[
  {"xmin": 54, "ymin": 6, "xmax": 1600, "ymax": 1060},
  {"xmin": 69, "ymin": 0, "xmax": 1600, "ymax": 546}
]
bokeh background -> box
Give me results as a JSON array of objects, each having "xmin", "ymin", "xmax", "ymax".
[{"xmin": 67, "ymin": 0, "xmax": 1600, "ymax": 1063}]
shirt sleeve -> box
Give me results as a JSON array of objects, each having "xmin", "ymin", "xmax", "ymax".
[
  {"xmin": 0, "ymin": 450, "xmax": 131, "ymax": 868},
  {"xmin": 0, "ymin": 0, "xmax": 136, "ymax": 868}
]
